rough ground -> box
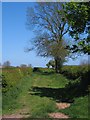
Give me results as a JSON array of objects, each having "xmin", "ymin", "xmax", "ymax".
[
  {"xmin": 48, "ymin": 102, "xmax": 70, "ymax": 118},
  {"xmin": 2, "ymin": 108, "xmax": 30, "ymax": 119},
  {"xmin": 2, "ymin": 114, "xmax": 29, "ymax": 119},
  {"xmin": 2, "ymin": 102, "xmax": 70, "ymax": 119},
  {"xmin": 49, "ymin": 112, "xmax": 69, "ymax": 118},
  {"xmin": 56, "ymin": 102, "xmax": 70, "ymax": 109}
]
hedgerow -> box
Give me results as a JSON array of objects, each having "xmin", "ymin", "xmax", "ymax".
[
  {"xmin": 61, "ymin": 65, "xmax": 89, "ymax": 92},
  {"xmin": 2, "ymin": 67, "xmax": 32, "ymax": 93}
]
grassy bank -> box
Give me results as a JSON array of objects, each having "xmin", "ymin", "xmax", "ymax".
[
  {"xmin": 2, "ymin": 67, "xmax": 89, "ymax": 118},
  {"xmin": 2, "ymin": 67, "xmax": 32, "ymax": 114}
]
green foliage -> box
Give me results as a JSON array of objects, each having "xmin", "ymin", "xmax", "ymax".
[
  {"xmin": 61, "ymin": 65, "xmax": 88, "ymax": 79},
  {"xmin": 46, "ymin": 60, "xmax": 55, "ymax": 69},
  {"xmin": 64, "ymin": 2, "xmax": 90, "ymax": 54},
  {"xmin": 2, "ymin": 67, "xmax": 32, "ymax": 114},
  {"xmin": 61, "ymin": 65, "xmax": 81, "ymax": 79},
  {"xmin": 27, "ymin": 3, "xmax": 69, "ymax": 73},
  {"xmin": 2, "ymin": 84, "xmax": 22, "ymax": 114},
  {"xmin": 33, "ymin": 67, "xmax": 41, "ymax": 72},
  {"xmin": 46, "ymin": 63, "xmax": 50, "ymax": 68},
  {"xmin": 61, "ymin": 65, "xmax": 89, "ymax": 92},
  {"xmin": 65, "ymin": 2, "xmax": 89, "ymax": 34},
  {"xmin": 2, "ymin": 67, "xmax": 32, "ymax": 92}
]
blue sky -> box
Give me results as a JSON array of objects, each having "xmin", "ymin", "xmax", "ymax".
[
  {"xmin": 2, "ymin": 2, "xmax": 88, "ymax": 67},
  {"xmin": 0, "ymin": 2, "xmax": 2, "ymax": 63}
]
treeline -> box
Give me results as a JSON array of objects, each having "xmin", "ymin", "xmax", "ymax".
[{"xmin": 0, "ymin": 61, "xmax": 32, "ymax": 68}]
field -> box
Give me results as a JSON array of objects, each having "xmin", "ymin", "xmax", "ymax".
[{"xmin": 1, "ymin": 66, "xmax": 89, "ymax": 119}]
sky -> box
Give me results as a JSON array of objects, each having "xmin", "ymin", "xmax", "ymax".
[
  {"xmin": 1, "ymin": 0, "xmax": 89, "ymax": 2},
  {"xmin": 1, "ymin": 2, "xmax": 88, "ymax": 67},
  {"xmin": 0, "ymin": 2, "xmax": 2, "ymax": 64}
]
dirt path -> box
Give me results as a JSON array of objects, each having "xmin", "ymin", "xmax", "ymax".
[
  {"xmin": 48, "ymin": 102, "xmax": 70, "ymax": 119},
  {"xmin": 2, "ymin": 114, "xmax": 30, "ymax": 119},
  {"xmin": 49, "ymin": 112, "xmax": 69, "ymax": 118},
  {"xmin": 2, "ymin": 108, "xmax": 31, "ymax": 120},
  {"xmin": 2, "ymin": 115, "xmax": 24, "ymax": 119},
  {"xmin": 56, "ymin": 102, "xmax": 70, "ymax": 109}
]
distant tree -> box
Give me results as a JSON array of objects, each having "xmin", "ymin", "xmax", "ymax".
[
  {"xmin": 20, "ymin": 64, "xmax": 27, "ymax": 68},
  {"xmin": 0, "ymin": 63, "xmax": 1, "ymax": 68},
  {"xmin": 28, "ymin": 64, "xmax": 32, "ymax": 68},
  {"xmin": 0, "ymin": 63, "xmax": 1, "ymax": 66},
  {"xmin": 16, "ymin": 66, "xmax": 19, "ymax": 68},
  {"xmin": 26, "ymin": 2, "xmax": 69, "ymax": 73},
  {"xmin": 3, "ymin": 61, "xmax": 11, "ymax": 67}
]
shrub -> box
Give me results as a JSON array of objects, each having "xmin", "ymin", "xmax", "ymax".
[
  {"xmin": 61, "ymin": 65, "xmax": 89, "ymax": 92},
  {"xmin": 33, "ymin": 67, "xmax": 40, "ymax": 72}
]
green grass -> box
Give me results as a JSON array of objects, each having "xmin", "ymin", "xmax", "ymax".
[
  {"xmin": 0, "ymin": 89, "xmax": 2, "ymax": 115},
  {"xmin": 13, "ymin": 73, "xmax": 67, "ymax": 118},
  {"xmin": 2, "ymin": 68, "xmax": 89, "ymax": 118},
  {"xmin": 31, "ymin": 73, "xmax": 68, "ymax": 88}
]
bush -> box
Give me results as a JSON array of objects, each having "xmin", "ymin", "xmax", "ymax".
[
  {"xmin": 61, "ymin": 65, "xmax": 89, "ymax": 92},
  {"xmin": 33, "ymin": 67, "xmax": 40, "ymax": 72},
  {"xmin": 61, "ymin": 65, "xmax": 80, "ymax": 79}
]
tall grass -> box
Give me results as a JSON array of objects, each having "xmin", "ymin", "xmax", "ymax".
[{"xmin": 2, "ymin": 67, "xmax": 32, "ymax": 114}]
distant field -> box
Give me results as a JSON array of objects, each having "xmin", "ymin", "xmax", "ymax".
[{"xmin": 1, "ymin": 67, "xmax": 89, "ymax": 118}]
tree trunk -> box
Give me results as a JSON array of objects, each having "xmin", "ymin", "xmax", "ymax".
[
  {"xmin": 55, "ymin": 58, "xmax": 58, "ymax": 73},
  {"xmin": 55, "ymin": 57, "xmax": 61, "ymax": 73}
]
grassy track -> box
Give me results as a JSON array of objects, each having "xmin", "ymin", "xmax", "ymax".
[{"xmin": 2, "ymin": 70, "xmax": 88, "ymax": 118}]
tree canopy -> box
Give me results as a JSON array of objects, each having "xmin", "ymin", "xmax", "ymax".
[
  {"xmin": 64, "ymin": 2, "xmax": 90, "ymax": 54},
  {"xmin": 26, "ymin": 2, "xmax": 89, "ymax": 72},
  {"xmin": 27, "ymin": 2, "xmax": 69, "ymax": 73}
]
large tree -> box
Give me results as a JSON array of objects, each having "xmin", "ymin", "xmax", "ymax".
[
  {"xmin": 27, "ymin": 2, "xmax": 69, "ymax": 73},
  {"xmin": 64, "ymin": 2, "xmax": 90, "ymax": 54}
]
